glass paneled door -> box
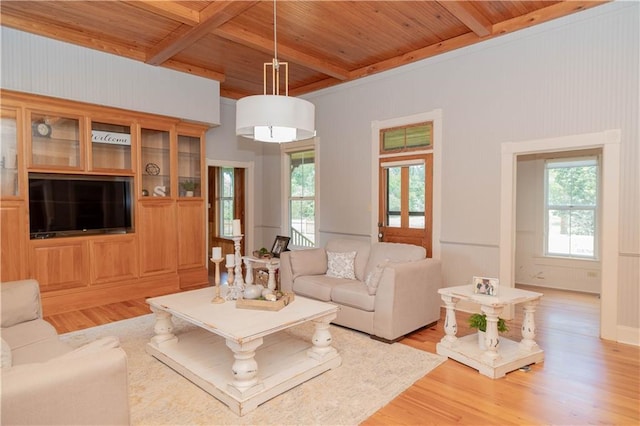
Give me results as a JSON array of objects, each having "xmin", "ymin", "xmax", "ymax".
[{"xmin": 378, "ymin": 154, "xmax": 433, "ymax": 257}]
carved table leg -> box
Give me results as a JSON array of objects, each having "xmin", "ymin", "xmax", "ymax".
[
  {"xmin": 481, "ymin": 305, "xmax": 503, "ymax": 364},
  {"xmin": 266, "ymin": 262, "xmax": 278, "ymax": 294},
  {"xmin": 439, "ymin": 294, "xmax": 459, "ymax": 346},
  {"xmin": 226, "ymin": 338, "xmax": 265, "ymax": 398},
  {"xmin": 520, "ymin": 300, "xmax": 540, "ymax": 351},
  {"xmin": 244, "ymin": 258, "xmax": 254, "ymax": 285},
  {"xmin": 308, "ymin": 313, "xmax": 338, "ymax": 361},
  {"xmin": 149, "ymin": 308, "xmax": 177, "ymax": 348}
]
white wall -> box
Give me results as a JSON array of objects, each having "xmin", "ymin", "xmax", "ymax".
[
  {"xmin": 515, "ymin": 157, "xmax": 601, "ymax": 293},
  {"xmin": 205, "ymin": 99, "xmax": 282, "ymax": 250},
  {"xmin": 297, "ymin": 1, "xmax": 638, "ymax": 334},
  {"xmin": 1, "ymin": 28, "xmax": 220, "ymax": 125}
]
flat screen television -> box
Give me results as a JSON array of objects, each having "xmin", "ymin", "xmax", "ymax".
[{"xmin": 29, "ymin": 173, "xmax": 133, "ymax": 239}]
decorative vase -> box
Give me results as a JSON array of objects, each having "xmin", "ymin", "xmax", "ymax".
[
  {"xmin": 186, "ymin": 191, "xmax": 194, "ymax": 197},
  {"xmin": 478, "ymin": 330, "xmax": 487, "ymax": 350},
  {"xmin": 243, "ymin": 284, "xmax": 263, "ymax": 300}
]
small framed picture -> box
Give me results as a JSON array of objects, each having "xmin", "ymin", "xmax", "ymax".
[
  {"xmin": 473, "ymin": 276, "xmax": 499, "ymax": 296},
  {"xmin": 270, "ymin": 235, "xmax": 290, "ymax": 258}
]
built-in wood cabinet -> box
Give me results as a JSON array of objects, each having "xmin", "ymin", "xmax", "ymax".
[
  {"xmin": 0, "ymin": 89, "xmax": 209, "ymax": 314},
  {"xmin": 138, "ymin": 200, "xmax": 177, "ymax": 276},
  {"xmin": 0, "ymin": 201, "xmax": 28, "ymax": 281}
]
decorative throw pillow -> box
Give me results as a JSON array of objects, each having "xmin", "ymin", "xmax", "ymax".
[
  {"xmin": 326, "ymin": 251, "xmax": 357, "ymax": 279},
  {"xmin": 365, "ymin": 263, "xmax": 386, "ymax": 295},
  {"xmin": 1, "ymin": 337, "xmax": 12, "ymax": 368}
]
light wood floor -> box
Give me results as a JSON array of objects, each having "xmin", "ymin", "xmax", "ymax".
[{"xmin": 45, "ymin": 285, "xmax": 639, "ymax": 425}]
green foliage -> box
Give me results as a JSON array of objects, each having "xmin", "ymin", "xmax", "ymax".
[
  {"xmin": 547, "ymin": 162, "xmax": 597, "ymax": 236},
  {"xmin": 386, "ymin": 164, "xmax": 425, "ymax": 214},
  {"xmin": 468, "ymin": 313, "xmax": 509, "ymax": 333},
  {"xmin": 180, "ymin": 180, "xmax": 199, "ymax": 191},
  {"xmin": 290, "ymin": 152, "xmax": 315, "ymax": 221}
]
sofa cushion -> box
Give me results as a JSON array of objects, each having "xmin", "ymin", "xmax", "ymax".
[
  {"xmin": 2, "ymin": 319, "xmax": 72, "ymax": 365},
  {"xmin": 293, "ymin": 275, "xmax": 355, "ymax": 302},
  {"xmin": 325, "ymin": 239, "xmax": 371, "ymax": 281},
  {"xmin": 364, "ymin": 242, "xmax": 426, "ymax": 278},
  {"xmin": 1, "ymin": 279, "xmax": 41, "ymax": 328},
  {"xmin": 330, "ymin": 282, "xmax": 375, "ymax": 312},
  {"xmin": 326, "ymin": 251, "xmax": 356, "ymax": 279},
  {"xmin": 289, "ymin": 248, "xmax": 327, "ymax": 280},
  {"xmin": 364, "ymin": 262, "xmax": 386, "ymax": 295},
  {"xmin": 1, "ymin": 338, "xmax": 11, "ymax": 368}
]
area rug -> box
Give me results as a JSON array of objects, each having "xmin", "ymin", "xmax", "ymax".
[{"xmin": 61, "ymin": 314, "xmax": 445, "ymax": 425}]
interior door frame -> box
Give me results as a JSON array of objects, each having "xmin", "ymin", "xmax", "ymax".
[
  {"xmin": 205, "ymin": 158, "xmax": 255, "ymax": 268},
  {"xmin": 371, "ymin": 109, "xmax": 442, "ymax": 260},
  {"xmin": 500, "ymin": 129, "xmax": 620, "ymax": 341}
]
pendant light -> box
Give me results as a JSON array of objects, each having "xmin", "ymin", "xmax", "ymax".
[{"xmin": 235, "ymin": 0, "xmax": 316, "ymax": 143}]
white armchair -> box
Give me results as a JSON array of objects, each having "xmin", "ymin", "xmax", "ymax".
[{"xmin": 1, "ymin": 279, "xmax": 130, "ymax": 425}]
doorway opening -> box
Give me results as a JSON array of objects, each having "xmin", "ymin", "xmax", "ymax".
[
  {"xmin": 206, "ymin": 159, "xmax": 254, "ymax": 277},
  {"xmin": 501, "ymin": 130, "xmax": 620, "ymax": 341},
  {"xmin": 514, "ymin": 149, "xmax": 603, "ymax": 329}
]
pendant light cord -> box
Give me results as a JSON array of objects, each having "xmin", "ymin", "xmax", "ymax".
[{"xmin": 273, "ymin": 0, "xmax": 279, "ymax": 68}]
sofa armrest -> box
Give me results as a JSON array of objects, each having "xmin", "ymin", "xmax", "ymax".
[
  {"xmin": 279, "ymin": 251, "xmax": 294, "ymax": 293},
  {"xmin": 1, "ymin": 343, "xmax": 130, "ymax": 425},
  {"xmin": 1, "ymin": 279, "xmax": 43, "ymax": 328},
  {"xmin": 373, "ymin": 258, "xmax": 442, "ymax": 341}
]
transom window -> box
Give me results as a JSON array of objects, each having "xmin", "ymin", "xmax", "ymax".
[
  {"xmin": 380, "ymin": 122, "xmax": 432, "ymax": 153},
  {"xmin": 545, "ymin": 157, "xmax": 599, "ymax": 259}
]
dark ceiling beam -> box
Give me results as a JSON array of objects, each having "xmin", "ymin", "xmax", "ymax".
[
  {"xmin": 438, "ymin": 1, "xmax": 492, "ymax": 37},
  {"xmin": 146, "ymin": 1, "xmax": 259, "ymax": 66},
  {"xmin": 215, "ymin": 24, "xmax": 351, "ymax": 81}
]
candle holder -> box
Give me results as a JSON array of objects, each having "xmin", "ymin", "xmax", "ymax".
[
  {"xmin": 226, "ymin": 264, "xmax": 235, "ymax": 286},
  {"xmin": 227, "ymin": 235, "xmax": 245, "ymax": 300},
  {"xmin": 210, "ymin": 257, "xmax": 225, "ymax": 304}
]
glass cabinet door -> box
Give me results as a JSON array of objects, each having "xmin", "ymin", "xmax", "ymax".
[
  {"xmin": 140, "ymin": 127, "xmax": 171, "ymax": 198},
  {"xmin": 177, "ymin": 134, "xmax": 201, "ymax": 197},
  {"xmin": 1, "ymin": 108, "xmax": 19, "ymax": 198},
  {"xmin": 91, "ymin": 121, "xmax": 132, "ymax": 171},
  {"xmin": 30, "ymin": 112, "xmax": 81, "ymax": 169}
]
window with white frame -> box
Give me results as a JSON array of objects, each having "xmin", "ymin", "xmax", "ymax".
[
  {"xmin": 545, "ymin": 157, "xmax": 599, "ymax": 259},
  {"xmin": 283, "ymin": 143, "xmax": 316, "ymax": 248},
  {"xmin": 219, "ymin": 167, "xmax": 235, "ymax": 237}
]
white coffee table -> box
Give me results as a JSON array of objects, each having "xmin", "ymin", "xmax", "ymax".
[
  {"xmin": 146, "ymin": 287, "xmax": 341, "ymax": 416},
  {"xmin": 436, "ymin": 285, "xmax": 544, "ymax": 378}
]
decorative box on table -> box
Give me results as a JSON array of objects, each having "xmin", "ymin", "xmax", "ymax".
[{"xmin": 236, "ymin": 292, "xmax": 295, "ymax": 311}]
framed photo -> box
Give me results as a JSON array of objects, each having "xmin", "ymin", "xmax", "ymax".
[
  {"xmin": 270, "ymin": 235, "xmax": 290, "ymax": 258},
  {"xmin": 473, "ymin": 276, "xmax": 499, "ymax": 296}
]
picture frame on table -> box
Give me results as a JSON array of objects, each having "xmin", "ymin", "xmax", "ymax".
[
  {"xmin": 270, "ymin": 235, "xmax": 290, "ymax": 258},
  {"xmin": 473, "ymin": 276, "xmax": 499, "ymax": 296}
]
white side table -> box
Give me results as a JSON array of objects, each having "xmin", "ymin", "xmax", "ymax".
[
  {"xmin": 242, "ymin": 256, "xmax": 280, "ymax": 294},
  {"xmin": 436, "ymin": 285, "xmax": 544, "ymax": 378}
]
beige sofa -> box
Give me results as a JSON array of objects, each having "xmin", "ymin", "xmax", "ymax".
[
  {"xmin": 1, "ymin": 279, "xmax": 130, "ymax": 425},
  {"xmin": 280, "ymin": 239, "xmax": 442, "ymax": 342}
]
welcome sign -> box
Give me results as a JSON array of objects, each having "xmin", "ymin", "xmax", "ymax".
[{"xmin": 91, "ymin": 130, "xmax": 131, "ymax": 146}]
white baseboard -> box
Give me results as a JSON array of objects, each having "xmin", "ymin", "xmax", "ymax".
[{"xmin": 616, "ymin": 326, "xmax": 640, "ymax": 346}]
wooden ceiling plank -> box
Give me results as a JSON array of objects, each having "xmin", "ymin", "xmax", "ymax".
[
  {"xmin": 492, "ymin": 0, "xmax": 609, "ymax": 35},
  {"xmin": 123, "ymin": 0, "xmax": 200, "ymax": 26},
  {"xmin": 215, "ymin": 24, "xmax": 350, "ymax": 81},
  {"xmin": 349, "ymin": 0, "xmax": 607, "ymax": 82},
  {"xmin": 146, "ymin": 1, "xmax": 259, "ymax": 66},
  {"xmin": 0, "ymin": 14, "xmax": 147, "ymax": 62},
  {"xmin": 438, "ymin": 1, "xmax": 493, "ymax": 37}
]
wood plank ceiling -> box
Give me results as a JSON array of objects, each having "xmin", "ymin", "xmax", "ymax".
[{"xmin": 0, "ymin": 1, "xmax": 608, "ymax": 100}]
